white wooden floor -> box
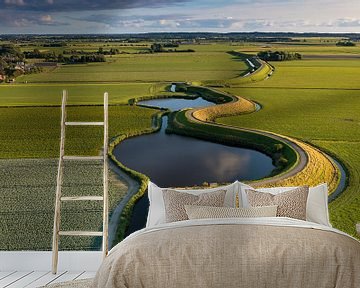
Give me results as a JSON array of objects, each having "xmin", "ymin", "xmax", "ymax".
[
  {"xmin": 0, "ymin": 270, "xmax": 95, "ymax": 288},
  {"xmin": 0, "ymin": 251, "xmax": 102, "ymax": 288}
]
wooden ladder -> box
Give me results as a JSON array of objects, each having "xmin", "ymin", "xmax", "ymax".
[{"xmin": 52, "ymin": 90, "xmax": 109, "ymax": 274}]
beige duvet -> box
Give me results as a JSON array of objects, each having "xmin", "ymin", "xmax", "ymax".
[{"xmin": 93, "ymin": 218, "xmax": 360, "ymax": 288}]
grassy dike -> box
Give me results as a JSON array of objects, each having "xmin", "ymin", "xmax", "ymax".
[{"xmin": 226, "ymin": 52, "xmax": 274, "ymax": 86}]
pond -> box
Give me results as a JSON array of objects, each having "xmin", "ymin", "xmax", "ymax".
[
  {"xmin": 114, "ymin": 116, "xmax": 275, "ymax": 187},
  {"xmin": 113, "ymin": 97, "xmax": 276, "ymax": 235}
]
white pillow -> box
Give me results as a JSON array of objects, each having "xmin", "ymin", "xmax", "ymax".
[
  {"xmin": 239, "ymin": 183, "xmax": 331, "ymax": 227},
  {"xmin": 146, "ymin": 181, "xmax": 238, "ymax": 228}
]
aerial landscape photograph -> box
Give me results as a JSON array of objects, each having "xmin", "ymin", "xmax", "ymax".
[{"xmin": 0, "ymin": 0, "xmax": 360, "ymax": 287}]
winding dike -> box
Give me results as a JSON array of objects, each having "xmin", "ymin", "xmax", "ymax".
[{"xmin": 109, "ymin": 55, "xmax": 344, "ymax": 244}]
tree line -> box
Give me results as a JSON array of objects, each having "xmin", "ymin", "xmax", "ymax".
[
  {"xmin": 257, "ymin": 51, "xmax": 302, "ymax": 61},
  {"xmin": 149, "ymin": 43, "xmax": 194, "ymax": 53},
  {"xmin": 336, "ymin": 41, "xmax": 356, "ymax": 47}
]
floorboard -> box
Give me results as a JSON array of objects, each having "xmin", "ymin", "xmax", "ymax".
[
  {"xmin": 0, "ymin": 272, "xmax": 32, "ymax": 288},
  {"xmin": 6, "ymin": 272, "xmax": 49, "ymax": 288}
]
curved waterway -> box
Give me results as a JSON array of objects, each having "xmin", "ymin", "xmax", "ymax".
[{"xmin": 113, "ymin": 97, "xmax": 276, "ymax": 235}]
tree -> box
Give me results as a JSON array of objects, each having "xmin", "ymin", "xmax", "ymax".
[
  {"xmin": 0, "ymin": 44, "xmax": 24, "ymax": 61},
  {"xmin": 257, "ymin": 50, "xmax": 302, "ymax": 61},
  {"xmin": 4, "ymin": 67, "xmax": 16, "ymax": 78},
  {"xmin": 150, "ymin": 43, "xmax": 163, "ymax": 53},
  {"xmin": 57, "ymin": 54, "xmax": 65, "ymax": 63}
]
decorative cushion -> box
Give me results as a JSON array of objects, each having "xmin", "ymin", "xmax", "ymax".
[
  {"xmin": 162, "ymin": 189, "xmax": 226, "ymax": 223},
  {"xmin": 146, "ymin": 181, "xmax": 238, "ymax": 228},
  {"xmin": 184, "ymin": 205, "xmax": 278, "ymax": 220},
  {"xmin": 239, "ymin": 183, "xmax": 331, "ymax": 226},
  {"xmin": 245, "ymin": 186, "xmax": 309, "ymax": 220}
]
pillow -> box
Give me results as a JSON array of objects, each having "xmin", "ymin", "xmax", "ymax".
[
  {"xmin": 146, "ymin": 181, "xmax": 238, "ymax": 228},
  {"xmin": 162, "ymin": 189, "xmax": 226, "ymax": 223},
  {"xmin": 239, "ymin": 183, "xmax": 331, "ymax": 226},
  {"xmin": 185, "ymin": 205, "xmax": 278, "ymax": 220},
  {"xmin": 245, "ymin": 186, "xmax": 309, "ymax": 220}
]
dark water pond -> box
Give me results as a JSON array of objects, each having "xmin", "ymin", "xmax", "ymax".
[
  {"xmin": 114, "ymin": 116, "xmax": 275, "ymax": 187},
  {"xmin": 113, "ymin": 97, "xmax": 276, "ymax": 235}
]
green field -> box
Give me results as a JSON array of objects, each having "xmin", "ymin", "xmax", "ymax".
[
  {"xmin": 19, "ymin": 42, "xmax": 150, "ymax": 55},
  {"xmin": 0, "ymin": 105, "xmax": 156, "ymax": 158},
  {"xmin": 0, "ymin": 83, "xmax": 153, "ymax": 106},
  {"xmin": 240, "ymin": 59, "xmax": 360, "ymax": 89},
  {"xmin": 237, "ymin": 43, "xmax": 360, "ymax": 55},
  {"xmin": 17, "ymin": 51, "xmax": 247, "ymax": 83},
  {"xmin": 1, "ymin": 39, "xmax": 360, "ymax": 250},
  {"xmin": 0, "ymin": 159, "xmax": 128, "ymax": 250}
]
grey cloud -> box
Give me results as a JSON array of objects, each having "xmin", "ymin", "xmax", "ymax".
[
  {"xmin": 76, "ymin": 13, "xmax": 190, "ymax": 25},
  {"xmin": 2, "ymin": 0, "xmax": 191, "ymax": 12},
  {"xmin": 0, "ymin": 11, "xmax": 68, "ymax": 27},
  {"xmin": 76, "ymin": 13, "xmax": 238, "ymax": 29},
  {"xmin": 175, "ymin": 18, "xmax": 237, "ymax": 28},
  {"xmin": 321, "ymin": 18, "xmax": 360, "ymax": 28},
  {"xmin": 336, "ymin": 18, "xmax": 360, "ymax": 27},
  {"xmin": 241, "ymin": 20, "xmax": 274, "ymax": 30}
]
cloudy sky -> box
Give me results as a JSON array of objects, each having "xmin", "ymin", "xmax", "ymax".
[{"xmin": 1, "ymin": 0, "xmax": 360, "ymax": 34}]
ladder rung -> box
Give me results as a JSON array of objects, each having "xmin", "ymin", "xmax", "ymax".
[
  {"xmin": 61, "ymin": 196, "xmax": 104, "ymax": 201},
  {"xmin": 65, "ymin": 121, "xmax": 104, "ymax": 126},
  {"xmin": 63, "ymin": 156, "xmax": 103, "ymax": 160},
  {"xmin": 59, "ymin": 231, "xmax": 103, "ymax": 237}
]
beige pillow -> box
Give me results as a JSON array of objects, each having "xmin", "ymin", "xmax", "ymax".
[
  {"xmin": 245, "ymin": 186, "xmax": 309, "ymax": 220},
  {"xmin": 185, "ymin": 205, "xmax": 278, "ymax": 220},
  {"xmin": 162, "ymin": 189, "xmax": 226, "ymax": 223}
]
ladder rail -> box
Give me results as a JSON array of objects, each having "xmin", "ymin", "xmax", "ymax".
[
  {"xmin": 102, "ymin": 92, "xmax": 109, "ymax": 259},
  {"xmin": 52, "ymin": 90, "xmax": 67, "ymax": 274}
]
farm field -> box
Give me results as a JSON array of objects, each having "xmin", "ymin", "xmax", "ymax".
[
  {"xmin": 218, "ymin": 57, "xmax": 360, "ymax": 237},
  {"xmin": 235, "ymin": 43, "xmax": 360, "ymax": 56},
  {"xmin": 0, "ymin": 158, "xmax": 128, "ymax": 250},
  {"xmin": 0, "ymin": 105, "xmax": 157, "ymax": 158},
  {"xmin": 1, "ymin": 38, "xmax": 360, "ymax": 250},
  {"xmin": 0, "ymin": 83, "xmax": 153, "ymax": 106},
  {"xmin": 239, "ymin": 59, "xmax": 360, "ymax": 89},
  {"xmin": 17, "ymin": 50, "xmax": 247, "ymax": 83},
  {"xmin": 18, "ymin": 42, "xmax": 151, "ymax": 55}
]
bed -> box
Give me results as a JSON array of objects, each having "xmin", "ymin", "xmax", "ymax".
[{"xmin": 92, "ymin": 181, "xmax": 360, "ymax": 288}]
